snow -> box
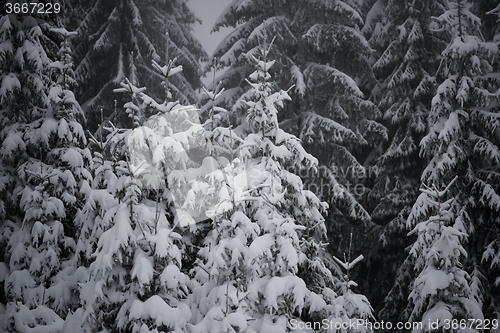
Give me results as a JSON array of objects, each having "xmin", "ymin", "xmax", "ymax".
[
  {"xmin": 362, "ymin": 0, "xmax": 385, "ymax": 34},
  {"xmin": 305, "ymin": 63, "xmax": 363, "ymax": 97},
  {"xmin": 94, "ymin": 206, "xmax": 135, "ymax": 272},
  {"xmin": 1, "ymin": 73, "xmax": 21, "ymax": 98},
  {"xmin": 128, "ymin": 0, "xmax": 143, "ymax": 26},
  {"xmin": 478, "ymin": 181, "xmax": 500, "ymax": 212},
  {"xmin": 151, "ymin": 60, "xmax": 183, "ymax": 77},
  {"xmin": 26, "ymin": 118, "xmax": 58, "ymax": 147},
  {"xmin": 290, "ymin": 65, "xmax": 306, "ymax": 96},
  {"xmin": 249, "ymin": 234, "xmax": 274, "ymax": 259},
  {"xmin": 333, "ymin": 254, "xmax": 364, "ymax": 271},
  {"xmin": 248, "ymin": 15, "xmax": 287, "ymax": 42},
  {"xmin": 258, "ymin": 314, "xmax": 288, "ymax": 333},
  {"xmin": 419, "ymin": 301, "xmax": 453, "ymax": 331},
  {"xmin": 212, "ymin": 0, "xmax": 241, "ymax": 32},
  {"xmin": 123, "ymin": 101, "xmax": 139, "ymax": 112},
  {"xmin": 445, "ymin": 35, "xmax": 480, "ymax": 57},
  {"xmin": 307, "ymin": 292, "xmax": 327, "ymax": 313},
  {"xmin": 226, "ymin": 312, "xmax": 248, "ymax": 332},
  {"xmin": 61, "ymin": 148, "xmax": 84, "ymax": 168},
  {"xmin": 128, "ymin": 295, "xmax": 189, "ymax": 328},
  {"xmin": 1, "ymin": 132, "xmax": 26, "ymax": 156},
  {"xmin": 175, "ymin": 209, "xmax": 197, "ymax": 227},
  {"xmin": 22, "ymin": 40, "xmax": 45, "ymax": 71},
  {"xmin": 113, "ymin": 45, "xmax": 125, "ymax": 84},
  {"xmin": 415, "ymin": 268, "xmax": 450, "ymax": 297},
  {"xmin": 131, "ymin": 249, "xmax": 154, "ymax": 285},
  {"xmin": 10, "ymin": 304, "xmax": 36, "ymax": 332},
  {"xmin": 265, "ymin": 276, "xmax": 307, "ymax": 312},
  {"xmin": 113, "ymin": 78, "xmax": 146, "ymax": 95},
  {"xmin": 92, "ymin": 20, "xmax": 114, "ymax": 51},
  {"xmin": 342, "ymin": 292, "xmax": 373, "ymax": 318},
  {"xmin": 437, "ymin": 111, "xmax": 463, "ymax": 142},
  {"xmin": 458, "ymin": 297, "xmax": 484, "ymax": 321},
  {"xmin": 61, "ymin": 309, "xmax": 86, "ymax": 333},
  {"xmin": 152, "ymin": 228, "xmax": 180, "ymax": 258},
  {"xmin": 50, "ymin": 27, "xmax": 78, "ymax": 38},
  {"xmin": 160, "ymin": 264, "xmax": 184, "ymax": 289}
]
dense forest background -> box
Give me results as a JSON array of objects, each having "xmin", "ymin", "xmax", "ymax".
[{"xmin": 0, "ymin": 0, "xmax": 499, "ymax": 332}]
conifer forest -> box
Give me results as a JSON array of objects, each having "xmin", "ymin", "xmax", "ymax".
[{"xmin": 1, "ymin": 0, "xmax": 500, "ymax": 332}]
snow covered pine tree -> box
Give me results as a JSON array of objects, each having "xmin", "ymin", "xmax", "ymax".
[
  {"xmin": 407, "ymin": 179, "xmax": 482, "ymax": 332},
  {"xmin": 0, "ymin": 16, "xmax": 91, "ymax": 332},
  {"xmin": 407, "ymin": 0, "xmax": 500, "ymax": 329},
  {"xmin": 190, "ymin": 41, "xmax": 374, "ymax": 333},
  {"xmin": 207, "ymin": 0, "xmax": 386, "ymax": 224},
  {"xmin": 425, "ymin": 0, "xmax": 499, "ymax": 322},
  {"xmin": 367, "ymin": 0, "xmax": 450, "ymax": 323},
  {"xmin": 69, "ymin": 0, "xmax": 206, "ymax": 131},
  {"xmin": 74, "ymin": 56, "xmax": 197, "ymax": 331},
  {"xmin": 207, "ymin": 1, "xmax": 381, "ymax": 307}
]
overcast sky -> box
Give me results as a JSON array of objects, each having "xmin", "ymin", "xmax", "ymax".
[{"xmin": 187, "ymin": 0, "xmax": 234, "ymax": 57}]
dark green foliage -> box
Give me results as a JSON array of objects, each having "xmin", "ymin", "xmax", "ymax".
[{"xmin": 69, "ymin": 0, "xmax": 207, "ymax": 131}]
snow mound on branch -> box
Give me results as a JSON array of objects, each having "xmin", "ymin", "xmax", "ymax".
[{"xmin": 128, "ymin": 295, "xmax": 190, "ymax": 328}]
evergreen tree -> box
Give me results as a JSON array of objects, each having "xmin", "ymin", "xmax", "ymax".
[
  {"xmin": 187, "ymin": 74, "xmax": 253, "ymax": 333},
  {"xmin": 69, "ymin": 0, "xmax": 207, "ymax": 130},
  {"xmin": 329, "ymin": 236, "xmax": 374, "ymax": 333},
  {"xmin": 204, "ymin": 3, "xmax": 385, "ymax": 309},
  {"xmin": 376, "ymin": 1, "xmax": 498, "ymax": 326},
  {"xmin": 75, "ymin": 55, "xmax": 205, "ymax": 331},
  {"xmin": 0, "ymin": 10, "xmax": 53, "ymax": 328},
  {"xmin": 69, "ymin": 113, "xmax": 125, "ymax": 332},
  {"xmin": 407, "ymin": 179, "xmax": 482, "ymax": 331},
  {"xmin": 365, "ymin": 0, "xmax": 450, "ymax": 319},
  {"xmin": 190, "ymin": 43, "xmax": 374, "ymax": 333},
  {"xmin": 413, "ymin": 0, "xmax": 499, "ymax": 323},
  {"xmin": 74, "ymin": 107, "xmax": 121, "ymax": 271},
  {"xmin": 367, "ymin": 0, "xmax": 447, "ymax": 228},
  {"xmin": 372, "ymin": 2, "xmax": 498, "ymax": 320},
  {"xmin": 206, "ymin": 0, "xmax": 385, "ymax": 226},
  {"xmin": 76, "ymin": 91, "xmax": 192, "ymax": 332},
  {"xmin": 0, "ymin": 16, "xmax": 91, "ymax": 331},
  {"xmin": 491, "ymin": 3, "xmax": 500, "ymax": 45},
  {"xmin": 469, "ymin": 0, "xmax": 500, "ymax": 43}
]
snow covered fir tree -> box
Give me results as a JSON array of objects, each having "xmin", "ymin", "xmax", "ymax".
[
  {"xmin": 190, "ymin": 42, "xmax": 374, "ymax": 333},
  {"xmin": 416, "ymin": 0, "xmax": 500, "ymax": 324},
  {"xmin": 407, "ymin": 179, "xmax": 482, "ymax": 332},
  {"xmin": 0, "ymin": 12, "xmax": 91, "ymax": 331},
  {"xmin": 66, "ymin": 0, "xmax": 207, "ymax": 130},
  {"xmin": 204, "ymin": 0, "xmax": 385, "ymax": 301},
  {"xmin": 0, "ymin": 0, "xmax": 499, "ymax": 332},
  {"xmin": 367, "ymin": 0, "xmax": 451, "ymax": 321}
]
